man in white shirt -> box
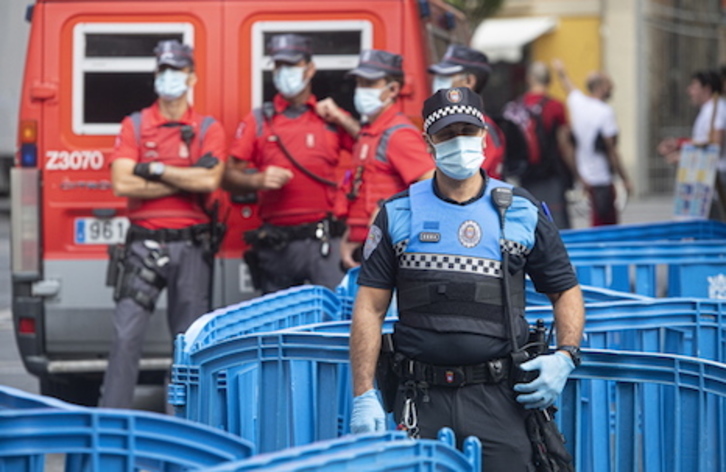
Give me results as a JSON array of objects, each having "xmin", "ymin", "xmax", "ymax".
[
  {"xmin": 657, "ymin": 70, "xmax": 726, "ymax": 220},
  {"xmin": 553, "ymin": 60, "xmax": 633, "ymax": 226},
  {"xmin": 658, "ymin": 70, "xmax": 726, "ymax": 166}
]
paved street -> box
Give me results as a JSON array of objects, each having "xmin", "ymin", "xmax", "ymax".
[{"xmin": 0, "ymin": 193, "xmax": 676, "ymax": 400}]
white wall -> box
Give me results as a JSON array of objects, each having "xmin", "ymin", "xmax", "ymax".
[
  {"xmin": 602, "ymin": 0, "xmax": 646, "ymax": 195},
  {"xmin": 0, "ymin": 0, "xmax": 31, "ymax": 157}
]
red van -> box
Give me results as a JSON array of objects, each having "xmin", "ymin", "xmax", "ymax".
[{"xmin": 11, "ymin": 0, "xmax": 469, "ymax": 404}]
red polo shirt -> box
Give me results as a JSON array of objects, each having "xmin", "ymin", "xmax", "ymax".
[
  {"xmin": 111, "ymin": 101, "xmax": 226, "ymax": 230},
  {"xmin": 229, "ymin": 94, "xmax": 353, "ymax": 226}
]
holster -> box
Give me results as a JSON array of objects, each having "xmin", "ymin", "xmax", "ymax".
[
  {"xmin": 244, "ymin": 224, "xmax": 291, "ymax": 251},
  {"xmin": 526, "ymin": 406, "xmax": 574, "ymax": 472},
  {"xmin": 375, "ymin": 333, "xmax": 399, "ymax": 413},
  {"xmin": 242, "ymin": 248, "xmax": 263, "ymax": 291},
  {"xmin": 510, "ymin": 319, "xmax": 549, "ymax": 386},
  {"xmin": 106, "ymin": 244, "xmax": 126, "ymax": 288}
]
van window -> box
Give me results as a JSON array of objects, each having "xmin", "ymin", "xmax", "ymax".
[
  {"xmin": 72, "ymin": 23, "xmax": 193, "ymax": 135},
  {"xmin": 252, "ymin": 21, "xmax": 373, "ymax": 116}
]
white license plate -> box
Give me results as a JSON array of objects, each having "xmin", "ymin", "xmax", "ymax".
[{"xmin": 74, "ymin": 217, "xmax": 129, "ymax": 245}]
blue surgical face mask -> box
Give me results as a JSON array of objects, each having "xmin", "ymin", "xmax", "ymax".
[
  {"xmin": 354, "ymin": 86, "xmax": 386, "ymax": 118},
  {"xmin": 154, "ymin": 69, "xmax": 189, "ymax": 100},
  {"xmin": 273, "ymin": 65, "xmax": 308, "ymax": 98},
  {"xmin": 432, "ymin": 75, "xmax": 454, "ymax": 93},
  {"xmin": 432, "ymin": 135, "xmax": 485, "ymax": 180}
]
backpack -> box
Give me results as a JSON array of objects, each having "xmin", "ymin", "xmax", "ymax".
[{"xmin": 496, "ymin": 97, "xmax": 564, "ymax": 183}]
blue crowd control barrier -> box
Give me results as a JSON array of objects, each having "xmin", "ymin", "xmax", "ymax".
[
  {"xmin": 0, "ymin": 384, "xmax": 77, "ymax": 411},
  {"xmin": 524, "ymin": 279, "xmax": 650, "ymax": 306},
  {"xmin": 336, "ymin": 267, "xmax": 397, "ymax": 319},
  {"xmin": 170, "ymin": 286, "xmax": 340, "ymax": 411},
  {"xmin": 526, "ymin": 298, "xmax": 726, "ymax": 362},
  {"xmin": 564, "ymin": 349, "xmax": 726, "ymax": 472},
  {"xmin": 172, "ymin": 330, "xmax": 352, "ymax": 451},
  {"xmin": 205, "ymin": 429, "xmax": 481, "ymax": 472},
  {"xmin": 565, "ymin": 240, "xmax": 726, "ymax": 297},
  {"xmin": 560, "ymin": 220, "xmax": 726, "ymax": 244},
  {"xmin": 0, "ymin": 407, "xmax": 254, "ymax": 472}
]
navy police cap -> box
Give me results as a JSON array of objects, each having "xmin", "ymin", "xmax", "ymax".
[
  {"xmin": 428, "ymin": 44, "xmax": 491, "ymax": 76},
  {"xmin": 268, "ymin": 34, "xmax": 313, "ymax": 63},
  {"xmin": 347, "ymin": 49, "xmax": 404, "ymax": 80},
  {"xmin": 155, "ymin": 40, "xmax": 194, "ymax": 69},
  {"xmin": 422, "ymin": 87, "xmax": 485, "ymax": 135}
]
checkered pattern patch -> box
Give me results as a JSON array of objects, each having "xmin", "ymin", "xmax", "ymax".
[
  {"xmin": 399, "ymin": 252, "xmax": 502, "ymax": 277},
  {"xmin": 423, "ymin": 105, "xmax": 484, "ymax": 133},
  {"xmin": 500, "ymin": 239, "xmax": 531, "ymax": 256},
  {"xmin": 393, "ymin": 239, "xmax": 409, "ymax": 256}
]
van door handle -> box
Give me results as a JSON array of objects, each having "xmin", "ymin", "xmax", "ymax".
[
  {"xmin": 93, "ymin": 208, "xmax": 117, "ymax": 218},
  {"xmin": 30, "ymin": 82, "xmax": 58, "ymax": 101}
]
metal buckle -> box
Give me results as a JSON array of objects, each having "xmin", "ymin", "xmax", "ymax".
[{"xmin": 487, "ymin": 358, "xmax": 505, "ymax": 383}]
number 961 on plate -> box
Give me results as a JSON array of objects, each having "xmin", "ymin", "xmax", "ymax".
[{"xmin": 74, "ymin": 217, "xmax": 129, "ymax": 245}]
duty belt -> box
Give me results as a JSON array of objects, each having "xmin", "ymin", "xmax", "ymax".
[
  {"xmin": 126, "ymin": 223, "xmax": 210, "ymax": 244},
  {"xmin": 393, "ymin": 353, "xmax": 510, "ymax": 387},
  {"xmin": 271, "ymin": 218, "xmax": 346, "ymax": 241}
]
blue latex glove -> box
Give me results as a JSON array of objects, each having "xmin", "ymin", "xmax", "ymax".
[
  {"xmin": 513, "ymin": 352, "xmax": 575, "ymax": 410},
  {"xmin": 350, "ymin": 389, "xmax": 386, "ymax": 434}
]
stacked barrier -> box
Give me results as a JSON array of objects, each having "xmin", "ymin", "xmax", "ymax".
[
  {"xmin": 561, "ymin": 221, "xmax": 726, "ymax": 298},
  {"xmin": 0, "ymin": 386, "xmax": 254, "ymax": 472},
  {"xmin": 204, "ymin": 430, "xmax": 481, "ymax": 472}
]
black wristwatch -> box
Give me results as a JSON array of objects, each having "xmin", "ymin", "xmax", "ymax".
[{"xmin": 557, "ymin": 345, "xmax": 581, "ymax": 367}]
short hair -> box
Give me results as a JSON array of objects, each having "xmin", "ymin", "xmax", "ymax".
[
  {"xmin": 462, "ymin": 68, "xmax": 490, "ymax": 94},
  {"xmin": 586, "ymin": 72, "xmax": 608, "ymax": 93},
  {"xmin": 527, "ymin": 61, "xmax": 551, "ymax": 86},
  {"xmin": 692, "ymin": 70, "xmax": 722, "ymax": 95}
]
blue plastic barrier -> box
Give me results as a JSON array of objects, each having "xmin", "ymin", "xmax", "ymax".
[
  {"xmin": 526, "ymin": 298, "xmax": 726, "ymax": 362},
  {"xmin": 0, "ymin": 406, "xmax": 254, "ymax": 472},
  {"xmin": 560, "ymin": 220, "xmax": 726, "ymax": 244},
  {"xmin": 565, "ymin": 240, "xmax": 726, "ymax": 297},
  {"xmin": 336, "ymin": 266, "xmax": 398, "ymax": 319},
  {"xmin": 563, "ymin": 349, "xmax": 726, "ymax": 472},
  {"xmin": 205, "ymin": 429, "xmax": 481, "ymax": 472},
  {"xmin": 0, "ymin": 384, "xmax": 77, "ymax": 410}
]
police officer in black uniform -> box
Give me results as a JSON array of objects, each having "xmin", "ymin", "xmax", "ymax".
[{"xmin": 348, "ymin": 87, "xmax": 585, "ymax": 471}]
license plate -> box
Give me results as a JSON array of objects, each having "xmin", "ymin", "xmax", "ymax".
[{"xmin": 74, "ymin": 217, "xmax": 129, "ymax": 245}]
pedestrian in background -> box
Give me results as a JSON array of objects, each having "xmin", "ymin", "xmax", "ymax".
[
  {"xmin": 428, "ymin": 44, "xmax": 507, "ymax": 180},
  {"xmin": 553, "ymin": 59, "xmax": 633, "ymax": 226},
  {"xmin": 102, "ymin": 40, "xmax": 226, "ymax": 408},
  {"xmin": 348, "ymin": 87, "xmax": 584, "ymax": 470},
  {"xmin": 318, "ymin": 50, "xmax": 435, "ymax": 269},
  {"xmin": 225, "ymin": 34, "xmax": 357, "ymax": 293},
  {"xmin": 514, "ymin": 61, "xmax": 577, "ymax": 229},
  {"xmin": 657, "ymin": 69, "xmax": 726, "ymax": 220}
]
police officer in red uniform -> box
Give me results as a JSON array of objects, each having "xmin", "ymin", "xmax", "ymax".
[
  {"xmin": 318, "ymin": 50, "xmax": 435, "ymax": 269},
  {"xmin": 429, "ymin": 45, "xmax": 506, "ymax": 180},
  {"xmin": 225, "ymin": 34, "xmax": 357, "ymax": 293},
  {"xmin": 101, "ymin": 40, "xmax": 226, "ymax": 408}
]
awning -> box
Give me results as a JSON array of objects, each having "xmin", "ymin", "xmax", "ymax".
[{"xmin": 470, "ymin": 16, "xmax": 558, "ymax": 63}]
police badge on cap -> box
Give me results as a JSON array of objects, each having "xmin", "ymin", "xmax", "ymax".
[{"xmin": 422, "ymin": 87, "xmax": 485, "ymax": 135}]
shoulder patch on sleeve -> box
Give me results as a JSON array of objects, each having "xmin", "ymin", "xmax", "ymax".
[{"xmin": 363, "ymin": 225, "xmax": 383, "ymax": 260}]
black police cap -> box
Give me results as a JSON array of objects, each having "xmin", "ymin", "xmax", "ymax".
[
  {"xmin": 347, "ymin": 49, "xmax": 404, "ymax": 80},
  {"xmin": 422, "ymin": 87, "xmax": 485, "ymax": 135},
  {"xmin": 268, "ymin": 34, "xmax": 313, "ymax": 63},
  {"xmin": 155, "ymin": 40, "xmax": 194, "ymax": 69},
  {"xmin": 428, "ymin": 44, "xmax": 491, "ymax": 76}
]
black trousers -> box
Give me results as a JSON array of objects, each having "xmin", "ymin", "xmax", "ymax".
[{"xmin": 393, "ymin": 381, "xmax": 535, "ymax": 472}]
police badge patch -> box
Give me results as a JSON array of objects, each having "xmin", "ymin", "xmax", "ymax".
[
  {"xmin": 363, "ymin": 225, "xmax": 383, "ymax": 260},
  {"xmin": 458, "ymin": 220, "xmax": 481, "ymax": 248}
]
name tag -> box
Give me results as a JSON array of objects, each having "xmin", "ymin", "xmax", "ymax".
[{"xmin": 419, "ymin": 232, "xmax": 440, "ymax": 243}]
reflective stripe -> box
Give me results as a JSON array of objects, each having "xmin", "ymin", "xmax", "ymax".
[
  {"xmin": 399, "ymin": 252, "xmax": 502, "ymax": 278},
  {"xmin": 375, "ymin": 122, "xmax": 417, "ymax": 163}
]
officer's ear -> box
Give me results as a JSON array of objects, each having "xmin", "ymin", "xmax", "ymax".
[
  {"xmin": 423, "ymin": 132, "xmax": 436, "ymax": 158},
  {"xmin": 187, "ymin": 71, "xmax": 198, "ymax": 88},
  {"xmin": 304, "ymin": 61, "xmax": 317, "ymax": 80}
]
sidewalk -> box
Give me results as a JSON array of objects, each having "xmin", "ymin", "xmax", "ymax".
[{"xmin": 569, "ymin": 193, "xmax": 674, "ymax": 229}]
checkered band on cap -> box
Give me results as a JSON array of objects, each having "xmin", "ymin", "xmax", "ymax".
[
  {"xmin": 423, "ymin": 105, "xmax": 485, "ymax": 133},
  {"xmin": 399, "ymin": 252, "xmax": 502, "ymax": 278}
]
